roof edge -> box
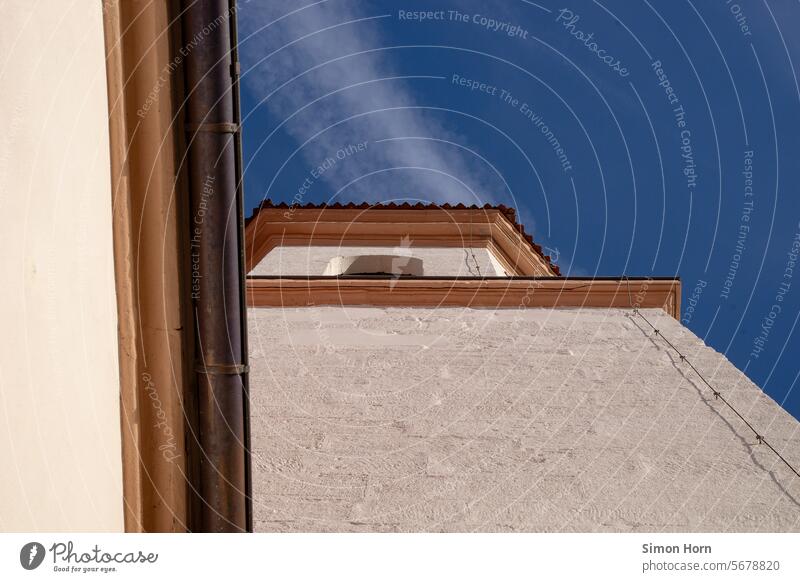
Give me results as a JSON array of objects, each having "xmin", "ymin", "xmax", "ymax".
[{"xmin": 245, "ymin": 199, "xmax": 560, "ymax": 276}]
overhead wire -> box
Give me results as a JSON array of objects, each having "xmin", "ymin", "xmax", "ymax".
[{"xmin": 624, "ymin": 276, "xmax": 799, "ymax": 480}]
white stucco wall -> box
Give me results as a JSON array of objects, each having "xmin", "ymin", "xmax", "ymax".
[
  {"xmin": 0, "ymin": 2, "xmax": 123, "ymax": 531},
  {"xmin": 249, "ymin": 306, "xmax": 800, "ymax": 532},
  {"xmin": 250, "ymin": 245, "xmax": 508, "ymax": 276}
]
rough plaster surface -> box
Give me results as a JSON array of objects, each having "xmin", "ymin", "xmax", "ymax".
[
  {"xmin": 248, "ymin": 307, "xmax": 800, "ymax": 532},
  {"xmin": 250, "ymin": 245, "xmax": 505, "ymax": 276}
]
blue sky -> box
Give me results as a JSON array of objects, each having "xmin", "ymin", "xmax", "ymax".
[{"xmin": 238, "ymin": 1, "xmax": 800, "ymax": 420}]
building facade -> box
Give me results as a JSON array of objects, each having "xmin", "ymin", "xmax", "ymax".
[
  {"xmin": 1, "ymin": 0, "xmax": 248, "ymax": 532},
  {"xmin": 2, "ymin": 1, "xmax": 798, "ymax": 534},
  {"xmin": 0, "ymin": 0, "xmax": 123, "ymax": 532},
  {"xmin": 246, "ymin": 202, "xmax": 800, "ymax": 532}
]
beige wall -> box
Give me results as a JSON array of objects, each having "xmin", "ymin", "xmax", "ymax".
[
  {"xmin": 0, "ymin": 1, "xmax": 123, "ymax": 531},
  {"xmin": 249, "ymin": 306, "xmax": 800, "ymax": 532},
  {"xmin": 251, "ymin": 245, "xmax": 509, "ymax": 276}
]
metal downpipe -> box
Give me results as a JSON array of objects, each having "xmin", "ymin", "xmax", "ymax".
[{"xmin": 181, "ymin": 0, "xmax": 249, "ymax": 533}]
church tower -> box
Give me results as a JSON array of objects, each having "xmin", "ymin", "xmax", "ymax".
[{"xmin": 245, "ymin": 201, "xmax": 799, "ymax": 532}]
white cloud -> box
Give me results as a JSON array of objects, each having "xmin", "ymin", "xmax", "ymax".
[{"xmin": 238, "ymin": 1, "xmax": 506, "ymax": 204}]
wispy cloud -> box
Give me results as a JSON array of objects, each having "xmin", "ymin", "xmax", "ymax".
[{"xmin": 238, "ymin": 1, "xmax": 506, "ymax": 204}]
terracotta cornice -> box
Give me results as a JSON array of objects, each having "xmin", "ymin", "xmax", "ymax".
[
  {"xmin": 246, "ymin": 277, "xmax": 681, "ymax": 319},
  {"xmin": 244, "ymin": 202, "xmax": 560, "ymax": 276}
]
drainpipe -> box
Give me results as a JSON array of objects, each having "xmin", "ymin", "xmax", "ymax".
[{"xmin": 181, "ymin": 0, "xmax": 250, "ymax": 532}]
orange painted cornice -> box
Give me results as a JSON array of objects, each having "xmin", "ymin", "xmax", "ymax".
[
  {"xmin": 246, "ymin": 277, "xmax": 681, "ymax": 319},
  {"xmin": 244, "ymin": 203, "xmax": 560, "ymax": 276}
]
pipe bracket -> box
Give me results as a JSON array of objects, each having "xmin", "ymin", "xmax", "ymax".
[
  {"xmin": 195, "ymin": 362, "xmax": 249, "ymax": 375},
  {"xmin": 185, "ymin": 122, "xmax": 239, "ymax": 134}
]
